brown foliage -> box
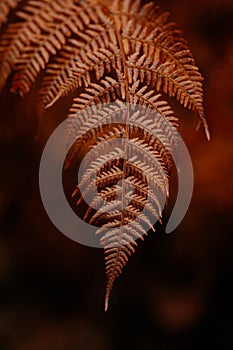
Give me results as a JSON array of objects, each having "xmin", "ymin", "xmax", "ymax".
[{"xmin": 0, "ymin": 0, "xmax": 209, "ymax": 310}]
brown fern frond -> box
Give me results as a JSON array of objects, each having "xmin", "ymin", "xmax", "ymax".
[
  {"xmin": 39, "ymin": 7, "xmax": 119, "ymax": 108},
  {"xmin": 12, "ymin": 0, "xmax": 100, "ymax": 96},
  {"xmin": 0, "ymin": 0, "xmax": 51, "ymax": 91},
  {"xmin": 68, "ymin": 106, "xmax": 171, "ymax": 308},
  {"xmin": 0, "ymin": 0, "xmax": 21, "ymax": 29},
  {"xmin": 0, "ymin": 0, "xmax": 209, "ymax": 310}
]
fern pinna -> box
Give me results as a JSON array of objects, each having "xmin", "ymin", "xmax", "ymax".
[{"xmin": 0, "ymin": 0, "xmax": 209, "ymax": 310}]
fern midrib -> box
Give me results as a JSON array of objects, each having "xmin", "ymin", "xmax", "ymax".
[{"xmin": 104, "ymin": 11, "xmax": 131, "ymax": 311}]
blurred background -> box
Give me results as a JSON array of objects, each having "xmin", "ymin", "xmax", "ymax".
[{"xmin": 0, "ymin": 0, "xmax": 232, "ymax": 349}]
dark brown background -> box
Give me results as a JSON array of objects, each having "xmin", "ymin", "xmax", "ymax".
[{"xmin": 0, "ymin": 0, "xmax": 232, "ymax": 349}]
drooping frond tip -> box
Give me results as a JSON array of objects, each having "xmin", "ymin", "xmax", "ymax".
[
  {"xmin": 197, "ymin": 116, "xmax": 210, "ymax": 141},
  {"xmin": 105, "ymin": 295, "xmax": 109, "ymax": 312}
]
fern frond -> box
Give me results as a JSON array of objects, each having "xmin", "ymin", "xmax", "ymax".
[
  {"xmin": 40, "ymin": 18, "xmax": 119, "ymax": 108},
  {"xmin": 11, "ymin": 0, "xmax": 99, "ymax": 95},
  {"xmin": 0, "ymin": 0, "xmax": 209, "ymax": 310},
  {"xmin": 0, "ymin": 0, "xmax": 21, "ymax": 29}
]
